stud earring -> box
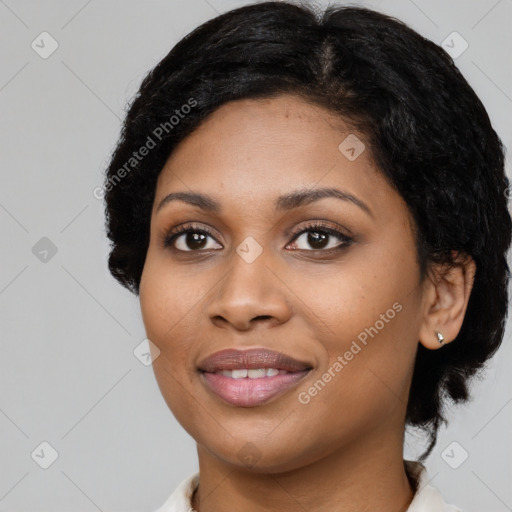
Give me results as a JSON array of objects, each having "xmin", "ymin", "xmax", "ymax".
[{"xmin": 435, "ymin": 331, "xmax": 445, "ymax": 345}]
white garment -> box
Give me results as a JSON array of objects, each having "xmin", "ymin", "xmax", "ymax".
[{"xmin": 153, "ymin": 460, "xmax": 461, "ymax": 512}]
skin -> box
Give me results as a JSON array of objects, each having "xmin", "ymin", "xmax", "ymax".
[{"xmin": 139, "ymin": 94, "xmax": 476, "ymax": 512}]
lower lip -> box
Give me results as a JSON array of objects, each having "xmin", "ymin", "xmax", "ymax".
[{"xmin": 200, "ymin": 370, "xmax": 310, "ymax": 407}]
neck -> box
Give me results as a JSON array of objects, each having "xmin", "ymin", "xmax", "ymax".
[{"xmin": 191, "ymin": 427, "xmax": 414, "ymax": 512}]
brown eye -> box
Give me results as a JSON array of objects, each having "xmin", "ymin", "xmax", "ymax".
[
  {"xmin": 306, "ymin": 231, "xmax": 329, "ymax": 249},
  {"xmin": 163, "ymin": 224, "xmax": 222, "ymax": 252},
  {"xmin": 178, "ymin": 231, "xmax": 209, "ymax": 251},
  {"xmin": 288, "ymin": 222, "xmax": 353, "ymax": 252}
]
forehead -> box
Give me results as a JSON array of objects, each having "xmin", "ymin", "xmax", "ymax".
[{"xmin": 154, "ymin": 94, "xmax": 397, "ymax": 217}]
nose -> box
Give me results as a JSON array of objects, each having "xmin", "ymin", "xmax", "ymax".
[{"xmin": 206, "ymin": 247, "xmax": 292, "ymax": 331}]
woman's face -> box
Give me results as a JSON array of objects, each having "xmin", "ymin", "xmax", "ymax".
[{"xmin": 139, "ymin": 94, "xmax": 428, "ymax": 472}]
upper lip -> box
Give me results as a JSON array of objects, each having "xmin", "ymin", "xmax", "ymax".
[{"xmin": 198, "ymin": 348, "xmax": 312, "ymax": 373}]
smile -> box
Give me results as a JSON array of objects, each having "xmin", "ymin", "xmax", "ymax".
[{"xmin": 198, "ymin": 348, "xmax": 312, "ymax": 407}]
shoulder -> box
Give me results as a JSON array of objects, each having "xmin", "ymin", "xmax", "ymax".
[
  {"xmin": 152, "ymin": 472, "xmax": 199, "ymax": 512},
  {"xmin": 405, "ymin": 460, "xmax": 462, "ymax": 512}
]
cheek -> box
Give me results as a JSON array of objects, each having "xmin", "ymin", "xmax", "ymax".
[
  {"xmin": 295, "ymin": 243, "xmax": 417, "ymax": 351},
  {"xmin": 291, "ymin": 244, "xmax": 421, "ymax": 416},
  {"xmin": 139, "ymin": 252, "xmax": 207, "ymax": 347},
  {"xmin": 139, "ymin": 260, "xmax": 204, "ymax": 427},
  {"xmin": 139, "ymin": 252, "xmax": 216, "ymax": 404}
]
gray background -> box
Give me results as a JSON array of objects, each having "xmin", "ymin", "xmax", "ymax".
[{"xmin": 0, "ymin": 0, "xmax": 511, "ymax": 511}]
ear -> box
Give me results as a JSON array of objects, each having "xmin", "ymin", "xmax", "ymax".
[{"xmin": 419, "ymin": 251, "xmax": 476, "ymax": 350}]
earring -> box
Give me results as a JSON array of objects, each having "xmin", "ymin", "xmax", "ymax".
[{"xmin": 435, "ymin": 331, "xmax": 445, "ymax": 345}]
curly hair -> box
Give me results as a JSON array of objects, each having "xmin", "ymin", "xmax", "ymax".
[{"xmin": 103, "ymin": 1, "xmax": 512, "ymax": 458}]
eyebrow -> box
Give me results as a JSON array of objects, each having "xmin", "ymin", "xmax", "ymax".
[{"xmin": 156, "ymin": 186, "xmax": 373, "ymax": 217}]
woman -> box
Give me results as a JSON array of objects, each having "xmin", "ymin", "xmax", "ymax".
[{"xmin": 103, "ymin": 2, "xmax": 512, "ymax": 511}]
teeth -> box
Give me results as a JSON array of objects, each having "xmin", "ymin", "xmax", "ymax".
[
  {"xmin": 215, "ymin": 368, "xmax": 285, "ymax": 378},
  {"xmin": 248, "ymin": 368, "xmax": 266, "ymax": 378}
]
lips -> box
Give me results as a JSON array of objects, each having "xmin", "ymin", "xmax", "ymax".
[
  {"xmin": 198, "ymin": 348, "xmax": 312, "ymax": 407},
  {"xmin": 198, "ymin": 348, "xmax": 311, "ymax": 373}
]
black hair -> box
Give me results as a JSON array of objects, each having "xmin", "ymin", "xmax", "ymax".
[{"xmin": 103, "ymin": 1, "xmax": 512, "ymax": 458}]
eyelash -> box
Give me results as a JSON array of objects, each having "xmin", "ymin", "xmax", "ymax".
[{"xmin": 162, "ymin": 221, "xmax": 354, "ymax": 254}]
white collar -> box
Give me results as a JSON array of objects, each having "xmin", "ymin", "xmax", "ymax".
[
  {"xmin": 153, "ymin": 461, "xmax": 461, "ymax": 512},
  {"xmin": 405, "ymin": 461, "xmax": 461, "ymax": 511}
]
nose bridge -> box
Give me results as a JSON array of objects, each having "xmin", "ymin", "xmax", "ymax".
[{"xmin": 207, "ymin": 238, "xmax": 291, "ymax": 328}]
